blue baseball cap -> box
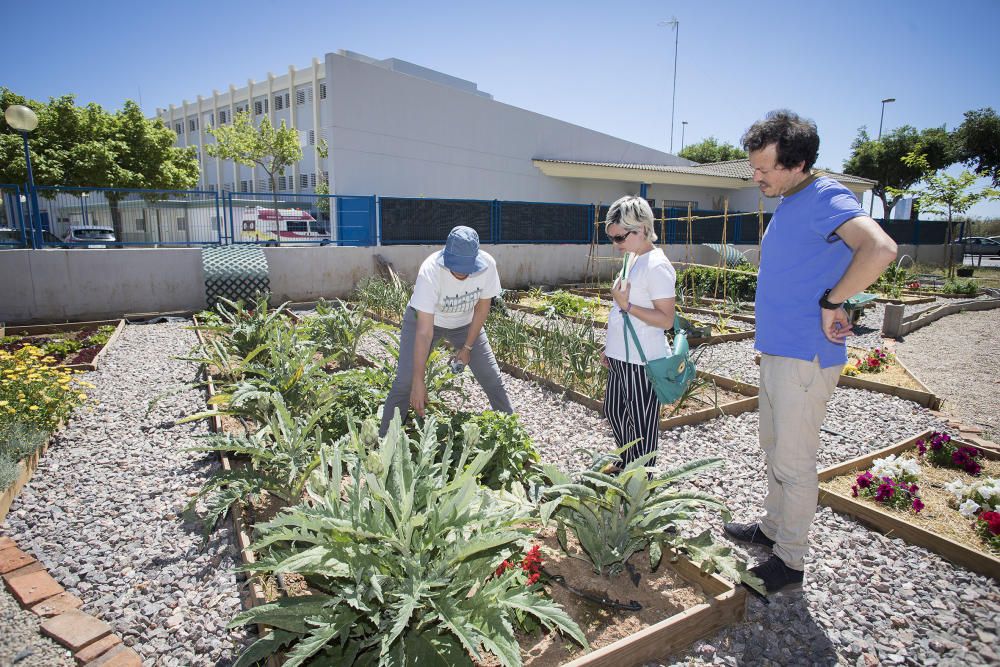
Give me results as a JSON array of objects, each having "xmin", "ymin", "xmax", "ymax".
[{"xmin": 438, "ymin": 226, "xmax": 488, "ymax": 275}]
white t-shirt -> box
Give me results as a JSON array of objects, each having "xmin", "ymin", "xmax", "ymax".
[
  {"xmin": 408, "ymin": 250, "xmax": 502, "ymax": 328},
  {"xmin": 605, "ymin": 248, "xmax": 676, "ymax": 364}
]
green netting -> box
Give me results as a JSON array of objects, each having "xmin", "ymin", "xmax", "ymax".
[{"xmin": 202, "ymin": 245, "xmax": 270, "ymax": 308}]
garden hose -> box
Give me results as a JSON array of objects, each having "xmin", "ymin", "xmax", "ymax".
[{"xmin": 541, "ymin": 568, "xmax": 642, "ymax": 612}]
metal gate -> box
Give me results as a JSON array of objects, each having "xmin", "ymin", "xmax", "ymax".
[{"xmin": 336, "ymin": 195, "xmax": 376, "ymax": 246}]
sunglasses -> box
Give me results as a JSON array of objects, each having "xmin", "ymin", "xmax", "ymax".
[{"xmin": 607, "ymin": 230, "xmax": 635, "ymax": 244}]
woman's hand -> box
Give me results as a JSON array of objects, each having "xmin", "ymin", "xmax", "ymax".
[
  {"xmin": 600, "ymin": 350, "xmax": 609, "ymax": 368},
  {"xmin": 611, "ymin": 279, "xmax": 631, "ymax": 311}
]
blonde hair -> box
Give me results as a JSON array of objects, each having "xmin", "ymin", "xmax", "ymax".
[{"xmin": 605, "ymin": 195, "xmax": 658, "ymax": 242}]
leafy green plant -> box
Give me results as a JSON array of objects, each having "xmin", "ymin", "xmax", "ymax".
[
  {"xmin": 82, "ymin": 325, "xmax": 118, "ymax": 348},
  {"xmin": 874, "ymin": 262, "xmax": 911, "ymax": 299},
  {"xmin": 538, "ymin": 447, "xmax": 762, "ymax": 593},
  {"xmin": 440, "ymin": 411, "xmax": 540, "ymax": 492},
  {"xmin": 373, "ymin": 331, "xmax": 465, "ymax": 417},
  {"xmin": 301, "ymin": 299, "xmax": 379, "ymax": 370},
  {"xmin": 186, "ymin": 393, "xmax": 337, "ymax": 535},
  {"xmin": 541, "ymin": 291, "xmax": 599, "ymax": 319},
  {"xmin": 325, "ymin": 366, "xmax": 394, "ymax": 438},
  {"xmin": 229, "ymin": 415, "xmax": 587, "ymax": 666},
  {"xmin": 0, "ymin": 421, "xmax": 48, "ymax": 491},
  {"xmin": 943, "ymin": 277, "xmax": 979, "ymax": 295},
  {"xmin": 676, "ymin": 265, "xmax": 757, "ymax": 303},
  {"xmin": 199, "ymin": 293, "xmax": 290, "ymax": 359},
  {"xmin": 40, "ymin": 338, "xmax": 84, "ymax": 358}
]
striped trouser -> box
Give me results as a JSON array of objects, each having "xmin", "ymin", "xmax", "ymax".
[{"xmin": 604, "ymin": 357, "xmax": 660, "ymax": 467}]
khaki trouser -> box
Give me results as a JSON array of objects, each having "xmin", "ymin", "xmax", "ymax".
[{"xmin": 758, "ymin": 353, "xmax": 841, "ymax": 570}]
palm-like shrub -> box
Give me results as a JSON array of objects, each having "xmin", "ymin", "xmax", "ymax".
[
  {"xmin": 229, "ymin": 416, "xmax": 587, "ymax": 666},
  {"xmin": 204, "ymin": 293, "xmax": 290, "ymax": 359},
  {"xmin": 301, "ymin": 299, "xmax": 378, "ymax": 370},
  {"xmin": 186, "ymin": 394, "xmax": 338, "ymax": 535},
  {"xmin": 539, "ymin": 448, "xmax": 762, "ymax": 593}
]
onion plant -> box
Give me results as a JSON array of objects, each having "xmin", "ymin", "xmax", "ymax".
[{"xmin": 353, "ymin": 276, "xmax": 413, "ymax": 323}]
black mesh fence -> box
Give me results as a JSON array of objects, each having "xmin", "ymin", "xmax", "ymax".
[
  {"xmin": 497, "ymin": 201, "xmax": 592, "ymax": 243},
  {"xmin": 881, "ymin": 219, "xmax": 950, "ymax": 244},
  {"xmin": 380, "ymin": 198, "xmax": 492, "ymax": 244}
]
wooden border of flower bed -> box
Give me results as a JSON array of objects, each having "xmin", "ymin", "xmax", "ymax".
[
  {"xmin": 874, "ymin": 295, "xmax": 936, "ymax": 305},
  {"xmin": 0, "ymin": 440, "xmax": 50, "ymax": 525},
  {"xmin": 903, "ymin": 289, "xmax": 978, "ymax": 299},
  {"xmin": 837, "ymin": 355, "xmax": 942, "ymax": 410},
  {"xmin": 562, "ymin": 555, "xmax": 746, "ymax": 667},
  {"xmin": 3, "ymin": 319, "xmax": 126, "ymax": 372},
  {"xmin": 504, "ymin": 302, "xmax": 756, "ymax": 347},
  {"xmin": 817, "ymin": 429, "xmax": 1000, "ymax": 582},
  {"xmin": 680, "ymin": 305, "xmax": 756, "ymax": 325}
]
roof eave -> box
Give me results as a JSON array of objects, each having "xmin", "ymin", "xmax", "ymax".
[{"xmin": 532, "ymin": 160, "xmax": 751, "ymax": 189}]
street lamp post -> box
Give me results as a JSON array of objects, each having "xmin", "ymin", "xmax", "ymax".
[
  {"xmin": 4, "ymin": 105, "xmax": 43, "ymax": 248},
  {"xmin": 681, "ymin": 121, "xmax": 688, "ymax": 152},
  {"xmin": 658, "ymin": 18, "xmax": 680, "ymax": 153},
  {"xmin": 869, "ymin": 97, "xmax": 896, "ymax": 217}
]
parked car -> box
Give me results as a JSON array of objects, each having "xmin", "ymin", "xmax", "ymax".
[
  {"xmin": 0, "ymin": 227, "xmax": 24, "ymax": 246},
  {"xmin": 961, "ymin": 236, "xmax": 1000, "ymax": 256},
  {"xmin": 63, "ymin": 225, "xmax": 116, "ymax": 248}
]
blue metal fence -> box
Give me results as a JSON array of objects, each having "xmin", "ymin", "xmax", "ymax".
[
  {"xmin": 5, "ymin": 183, "xmax": 953, "ymax": 250},
  {"xmin": 0, "ymin": 184, "xmax": 28, "ymax": 247}
]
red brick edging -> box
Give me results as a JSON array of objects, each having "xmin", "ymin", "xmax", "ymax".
[{"xmin": 0, "ymin": 535, "xmax": 142, "ymax": 666}]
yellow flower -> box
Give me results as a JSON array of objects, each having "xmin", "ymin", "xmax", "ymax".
[
  {"xmin": 28, "ymin": 405, "xmax": 39, "ymax": 411},
  {"xmin": 77, "ymin": 393, "xmax": 87, "ymax": 401},
  {"xmin": 0, "ymin": 400, "xmax": 7, "ymax": 406}
]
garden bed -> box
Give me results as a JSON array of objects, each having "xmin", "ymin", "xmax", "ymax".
[
  {"xmin": 874, "ymin": 294, "xmax": 936, "ymax": 306},
  {"xmin": 0, "ymin": 439, "xmax": 50, "ymax": 525},
  {"xmin": 838, "ymin": 347, "xmax": 942, "ymax": 409},
  {"xmin": 818, "ymin": 430, "xmax": 1000, "ymax": 582},
  {"xmin": 484, "ymin": 527, "xmax": 746, "ymax": 667},
  {"xmin": 1, "ymin": 319, "xmax": 125, "ymax": 371}
]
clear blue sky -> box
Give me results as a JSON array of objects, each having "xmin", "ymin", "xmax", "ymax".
[{"xmin": 5, "ymin": 0, "xmax": 999, "ymax": 218}]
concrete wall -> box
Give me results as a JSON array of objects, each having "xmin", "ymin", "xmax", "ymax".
[{"xmin": 2, "ymin": 243, "xmax": 957, "ymax": 324}]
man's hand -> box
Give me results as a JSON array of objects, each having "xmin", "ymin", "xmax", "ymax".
[
  {"xmin": 821, "ymin": 307, "xmax": 853, "ymax": 343},
  {"xmin": 611, "ymin": 278, "xmax": 631, "ymax": 311},
  {"xmin": 410, "ymin": 381, "xmax": 428, "ymax": 417}
]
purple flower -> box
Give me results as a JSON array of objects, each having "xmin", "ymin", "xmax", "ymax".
[
  {"xmin": 912, "ymin": 498, "xmax": 924, "ymax": 513},
  {"xmin": 852, "ymin": 485, "xmax": 859, "ymax": 498},
  {"xmin": 856, "ymin": 471, "xmax": 875, "ymax": 488},
  {"xmin": 916, "ymin": 439, "xmax": 927, "ymax": 455},
  {"xmin": 875, "ymin": 483, "xmax": 894, "ymax": 502}
]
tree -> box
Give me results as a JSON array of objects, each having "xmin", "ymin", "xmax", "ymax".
[
  {"xmin": 842, "ymin": 125, "xmax": 954, "ymax": 220},
  {"xmin": 954, "ymin": 107, "xmax": 1000, "ymax": 187},
  {"xmin": 893, "ymin": 152, "xmax": 1000, "ymax": 277},
  {"xmin": 1, "ymin": 88, "xmax": 199, "ymax": 241},
  {"xmin": 206, "ymin": 111, "xmax": 302, "ymax": 245},
  {"xmin": 678, "ymin": 137, "xmax": 746, "ymax": 163}
]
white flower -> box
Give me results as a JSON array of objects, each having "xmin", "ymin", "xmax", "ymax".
[
  {"xmin": 958, "ymin": 499, "xmax": 980, "ymax": 518},
  {"xmin": 980, "ymin": 486, "xmax": 994, "ymax": 501},
  {"xmin": 871, "ymin": 454, "xmax": 920, "ymax": 482},
  {"xmin": 945, "ymin": 479, "xmax": 967, "ymax": 499}
]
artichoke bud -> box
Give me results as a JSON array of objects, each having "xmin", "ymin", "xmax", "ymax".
[{"xmin": 462, "ymin": 422, "xmax": 481, "ymax": 450}]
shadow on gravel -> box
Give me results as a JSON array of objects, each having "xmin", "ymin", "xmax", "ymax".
[{"xmin": 738, "ymin": 593, "xmax": 839, "ymax": 665}]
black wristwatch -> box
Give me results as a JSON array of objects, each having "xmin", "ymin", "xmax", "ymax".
[{"xmin": 819, "ymin": 288, "xmax": 843, "ymax": 310}]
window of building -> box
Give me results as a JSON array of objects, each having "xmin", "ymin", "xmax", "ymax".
[
  {"xmin": 274, "ymin": 94, "xmax": 284, "ymax": 111},
  {"xmin": 283, "ymin": 92, "xmax": 290, "ymax": 108},
  {"xmin": 299, "ymin": 174, "xmax": 309, "ymax": 188},
  {"xmin": 177, "ymin": 217, "xmax": 188, "ymax": 231},
  {"xmin": 218, "ymin": 109, "xmax": 228, "ymax": 124},
  {"xmin": 256, "ymin": 178, "xmax": 268, "ymax": 192},
  {"xmin": 296, "ymin": 87, "xmax": 312, "ymax": 105},
  {"xmin": 319, "ymin": 83, "xmax": 327, "ymax": 99},
  {"xmin": 205, "ymin": 112, "xmax": 214, "ymax": 128},
  {"xmin": 309, "ymin": 173, "xmax": 316, "ymax": 187},
  {"xmin": 240, "ymin": 180, "xmax": 249, "ymax": 192},
  {"xmin": 278, "ymin": 175, "xmax": 286, "ymax": 191},
  {"xmin": 254, "ymin": 100, "xmax": 263, "ymax": 116},
  {"xmin": 222, "ymin": 182, "xmax": 233, "ymax": 192},
  {"xmin": 188, "ymin": 118, "xmax": 198, "ymax": 132},
  {"xmin": 135, "ymin": 217, "xmax": 146, "ymax": 232},
  {"xmin": 308, "ymin": 130, "xmax": 315, "ymax": 146},
  {"xmin": 174, "ymin": 122, "xmax": 183, "ymax": 135}
]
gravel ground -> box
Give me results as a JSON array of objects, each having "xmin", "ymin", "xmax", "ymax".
[
  {"xmin": 4, "ymin": 312, "xmax": 998, "ymax": 666},
  {"xmin": 1, "ymin": 323, "xmax": 248, "ymax": 666},
  {"xmin": 0, "ymin": 587, "xmax": 73, "ymax": 666},
  {"xmin": 894, "ymin": 306, "xmax": 1000, "ymax": 440}
]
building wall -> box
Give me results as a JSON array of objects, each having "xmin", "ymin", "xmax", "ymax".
[{"xmin": 324, "ymin": 51, "xmax": 685, "ymax": 203}]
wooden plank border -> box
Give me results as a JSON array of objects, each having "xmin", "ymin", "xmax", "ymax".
[
  {"xmin": 563, "ymin": 555, "xmax": 746, "ymax": 667},
  {"xmin": 817, "ymin": 429, "xmax": 1000, "ymax": 582},
  {"xmin": 0, "ymin": 441, "xmax": 50, "ymax": 525},
  {"xmin": 874, "ymin": 295, "xmax": 936, "ymax": 305},
  {"xmin": 836, "ymin": 354, "xmax": 943, "ymax": 410}
]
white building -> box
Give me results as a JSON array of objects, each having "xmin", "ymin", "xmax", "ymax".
[{"xmin": 157, "ymin": 49, "xmax": 871, "ymax": 215}]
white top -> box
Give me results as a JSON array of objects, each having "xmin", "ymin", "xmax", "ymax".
[
  {"xmin": 605, "ymin": 248, "xmax": 676, "ymax": 364},
  {"xmin": 408, "ymin": 250, "xmax": 502, "ymax": 328}
]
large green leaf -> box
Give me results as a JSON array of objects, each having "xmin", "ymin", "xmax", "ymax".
[{"xmin": 402, "ymin": 630, "xmax": 472, "ymax": 666}]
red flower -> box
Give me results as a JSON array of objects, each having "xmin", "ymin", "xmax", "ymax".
[
  {"xmin": 495, "ymin": 560, "xmax": 512, "ymax": 577},
  {"xmin": 980, "ymin": 511, "xmax": 1000, "ymax": 536}
]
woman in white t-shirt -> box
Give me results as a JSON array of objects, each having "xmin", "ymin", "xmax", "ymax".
[
  {"xmin": 601, "ymin": 196, "xmax": 676, "ymax": 469},
  {"xmin": 378, "ymin": 225, "xmax": 513, "ymax": 436}
]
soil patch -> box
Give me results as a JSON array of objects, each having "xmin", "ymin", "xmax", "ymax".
[
  {"xmin": 661, "ymin": 384, "xmax": 748, "ymax": 419},
  {"xmin": 481, "ymin": 526, "xmax": 709, "ymax": 666}
]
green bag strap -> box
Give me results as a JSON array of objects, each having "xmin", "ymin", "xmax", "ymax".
[{"xmin": 622, "ymin": 313, "xmax": 648, "ymax": 365}]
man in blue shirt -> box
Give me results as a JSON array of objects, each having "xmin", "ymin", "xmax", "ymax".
[{"xmin": 723, "ymin": 110, "xmax": 897, "ymax": 595}]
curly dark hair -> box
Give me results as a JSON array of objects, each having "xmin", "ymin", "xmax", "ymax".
[{"xmin": 741, "ymin": 110, "xmax": 820, "ymax": 171}]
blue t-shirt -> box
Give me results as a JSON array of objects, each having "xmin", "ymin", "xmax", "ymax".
[{"xmin": 755, "ymin": 175, "xmax": 865, "ymax": 368}]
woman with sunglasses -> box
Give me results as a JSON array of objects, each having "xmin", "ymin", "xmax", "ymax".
[{"xmin": 601, "ymin": 195, "xmax": 676, "ymax": 470}]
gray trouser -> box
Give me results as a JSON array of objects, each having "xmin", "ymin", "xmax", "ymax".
[{"xmin": 379, "ymin": 307, "xmax": 513, "ymax": 436}]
